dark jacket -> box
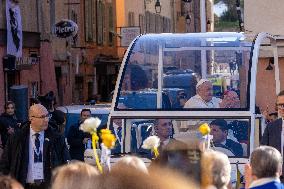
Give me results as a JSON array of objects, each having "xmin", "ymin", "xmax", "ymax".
[
  {"xmin": 0, "ymin": 123, "xmax": 70, "ymax": 185},
  {"xmin": 67, "ymin": 121, "xmax": 90, "ymax": 161},
  {"xmin": 225, "ymin": 139, "xmax": 243, "ymax": 157},
  {"xmin": 250, "ymin": 181, "xmax": 284, "ymax": 189},
  {"xmin": 214, "ymin": 139, "xmax": 243, "ymax": 157},
  {"xmin": 261, "ymin": 118, "xmax": 282, "ymax": 151},
  {"xmin": 0, "ymin": 113, "xmax": 21, "ymax": 147}
]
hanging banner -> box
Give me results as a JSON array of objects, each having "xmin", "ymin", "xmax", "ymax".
[{"xmin": 6, "ymin": 0, "xmax": 22, "ymax": 57}]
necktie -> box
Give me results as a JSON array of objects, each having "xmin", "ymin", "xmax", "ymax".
[{"xmin": 34, "ymin": 133, "xmax": 42, "ymax": 162}]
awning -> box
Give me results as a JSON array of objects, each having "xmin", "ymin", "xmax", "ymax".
[{"xmin": 94, "ymin": 54, "xmax": 121, "ymax": 65}]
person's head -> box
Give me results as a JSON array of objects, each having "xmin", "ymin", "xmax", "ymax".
[
  {"xmin": 250, "ymin": 146, "xmax": 282, "ymax": 179},
  {"xmin": 276, "ymin": 90, "xmax": 284, "ymax": 118},
  {"xmin": 196, "ymin": 79, "xmax": 213, "ymax": 102},
  {"xmin": 210, "ymin": 119, "xmax": 228, "ymax": 143},
  {"xmin": 154, "ymin": 119, "xmax": 173, "ymax": 142},
  {"xmin": 51, "ymin": 110, "xmax": 66, "ymax": 134},
  {"xmin": 269, "ymin": 112, "xmax": 278, "ymax": 122},
  {"xmin": 0, "ymin": 175, "xmax": 24, "ymax": 189},
  {"xmin": 4, "ymin": 101, "xmax": 16, "ymax": 116},
  {"xmin": 201, "ymin": 150, "xmax": 231, "ymax": 189},
  {"xmin": 222, "ymin": 90, "xmax": 240, "ymax": 108},
  {"xmin": 112, "ymin": 156, "xmax": 148, "ymax": 174},
  {"xmin": 80, "ymin": 109, "xmax": 91, "ymax": 122},
  {"xmin": 153, "ymin": 140, "xmax": 201, "ymax": 182},
  {"xmin": 29, "ymin": 104, "xmax": 50, "ymax": 132},
  {"xmin": 177, "ymin": 91, "xmax": 187, "ymax": 107},
  {"xmin": 100, "ymin": 166, "xmax": 198, "ymax": 189},
  {"xmin": 51, "ymin": 161, "xmax": 99, "ymax": 189}
]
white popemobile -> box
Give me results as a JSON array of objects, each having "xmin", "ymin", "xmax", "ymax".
[{"xmin": 107, "ymin": 32, "xmax": 284, "ymax": 188}]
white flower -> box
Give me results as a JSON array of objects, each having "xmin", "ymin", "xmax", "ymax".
[
  {"xmin": 80, "ymin": 117, "xmax": 101, "ymax": 134},
  {"xmin": 142, "ymin": 136, "xmax": 160, "ymax": 149}
]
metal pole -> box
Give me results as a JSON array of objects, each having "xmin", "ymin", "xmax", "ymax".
[
  {"xmin": 157, "ymin": 44, "xmax": 163, "ymax": 108},
  {"xmin": 200, "ymin": 0, "xmax": 206, "ymax": 33}
]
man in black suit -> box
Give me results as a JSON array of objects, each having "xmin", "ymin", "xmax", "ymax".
[
  {"xmin": 0, "ymin": 104, "xmax": 70, "ymax": 189},
  {"xmin": 261, "ymin": 90, "xmax": 284, "ymax": 181},
  {"xmin": 67, "ymin": 109, "xmax": 91, "ymax": 161},
  {"xmin": 210, "ymin": 119, "xmax": 243, "ymax": 156}
]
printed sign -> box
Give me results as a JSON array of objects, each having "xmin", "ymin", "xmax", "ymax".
[
  {"xmin": 120, "ymin": 27, "xmax": 140, "ymax": 47},
  {"xmin": 53, "ymin": 19, "xmax": 78, "ymax": 38}
]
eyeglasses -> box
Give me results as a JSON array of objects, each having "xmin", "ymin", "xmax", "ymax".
[
  {"xmin": 31, "ymin": 114, "xmax": 52, "ymax": 120},
  {"xmin": 277, "ymin": 104, "xmax": 284, "ymax": 109}
]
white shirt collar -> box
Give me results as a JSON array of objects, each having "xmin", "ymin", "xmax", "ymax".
[
  {"xmin": 30, "ymin": 127, "xmax": 44, "ymax": 138},
  {"xmin": 249, "ymin": 177, "xmax": 280, "ymax": 188}
]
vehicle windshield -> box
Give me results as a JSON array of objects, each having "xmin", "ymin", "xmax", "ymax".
[{"xmin": 115, "ymin": 33, "xmax": 252, "ymax": 110}]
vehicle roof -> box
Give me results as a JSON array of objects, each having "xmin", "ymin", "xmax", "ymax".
[{"xmin": 56, "ymin": 104, "xmax": 111, "ymax": 114}]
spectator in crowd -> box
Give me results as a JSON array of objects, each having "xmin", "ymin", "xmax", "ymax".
[
  {"xmin": 112, "ymin": 155, "xmax": 148, "ymax": 174},
  {"xmin": 99, "ymin": 165, "xmax": 198, "ymax": 189},
  {"xmin": 49, "ymin": 109, "xmax": 66, "ymax": 134},
  {"xmin": 67, "ymin": 109, "xmax": 91, "ymax": 161},
  {"xmin": 219, "ymin": 90, "xmax": 241, "ymax": 108},
  {"xmin": 210, "ymin": 119, "xmax": 243, "ymax": 156},
  {"xmin": 0, "ymin": 104, "xmax": 70, "ymax": 189},
  {"xmin": 51, "ymin": 161, "xmax": 99, "ymax": 189},
  {"xmin": 245, "ymin": 146, "xmax": 284, "ymax": 189},
  {"xmin": 0, "ymin": 175, "xmax": 24, "ymax": 189},
  {"xmin": 152, "ymin": 139, "xmax": 201, "ymax": 183},
  {"xmin": 261, "ymin": 90, "xmax": 284, "ymax": 177},
  {"xmin": 201, "ymin": 150, "xmax": 231, "ymax": 189},
  {"xmin": 184, "ymin": 79, "xmax": 221, "ymax": 108},
  {"xmin": 0, "ymin": 101, "xmax": 21, "ymax": 148}
]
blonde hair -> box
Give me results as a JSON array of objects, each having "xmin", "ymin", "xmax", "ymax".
[
  {"xmin": 100, "ymin": 166, "xmax": 198, "ymax": 189},
  {"xmin": 51, "ymin": 161, "xmax": 99, "ymax": 189},
  {"xmin": 111, "ymin": 156, "xmax": 148, "ymax": 174},
  {"xmin": 201, "ymin": 150, "xmax": 231, "ymax": 189}
]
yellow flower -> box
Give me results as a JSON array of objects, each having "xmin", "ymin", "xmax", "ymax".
[
  {"xmin": 101, "ymin": 129, "xmax": 116, "ymax": 149},
  {"xmin": 199, "ymin": 123, "xmax": 211, "ymax": 136}
]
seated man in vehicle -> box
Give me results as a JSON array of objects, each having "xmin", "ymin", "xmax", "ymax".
[
  {"xmin": 154, "ymin": 119, "xmax": 174, "ymax": 148},
  {"xmin": 184, "ymin": 79, "xmax": 221, "ymax": 108},
  {"xmin": 111, "ymin": 119, "xmax": 123, "ymax": 154},
  {"xmin": 210, "ymin": 119, "xmax": 243, "ymax": 156},
  {"xmin": 137, "ymin": 119, "xmax": 174, "ymax": 158},
  {"xmin": 172, "ymin": 91, "xmax": 188, "ymax": 109}
]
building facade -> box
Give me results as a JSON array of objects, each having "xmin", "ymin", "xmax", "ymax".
[
  {"xmin": 0, "ymin": 0, "xmax": 56, "ymax": 113},
  {"xmin": 244, "ymin": 0, "xmax": 284, "ymax": 113}
]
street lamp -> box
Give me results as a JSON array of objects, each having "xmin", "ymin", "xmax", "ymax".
[
  {"xmin": 185, "ymin": 14, "xmax": 191, "ymax": 25},
  {"xmin": 155, "ymin": 0, "xmax": 161, "ymax": 14}
]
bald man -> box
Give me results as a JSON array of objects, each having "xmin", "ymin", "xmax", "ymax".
[{"xmin": 0, "ymin": 104, "xmax": 70, "ymax": 189}]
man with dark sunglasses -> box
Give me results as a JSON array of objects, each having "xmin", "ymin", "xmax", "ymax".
[{"xmin": 261, "ymin": 90, "xmax": 284, "ymax": 182}]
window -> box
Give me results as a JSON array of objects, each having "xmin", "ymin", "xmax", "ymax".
[
  {"xmin": 108, "ymin": 5, "xmax": 114, "ymax": 46},
  {"xmin": 145, "ymin": 11, "xmax": 150, "ymax": 33},
  {"xmin": 84, "ymin": 0, "xmax": 96, "ymax": 42},
  {"xmin": 110, "ymin": 118, "xmax": 250, "ymax": 158},
  {"xmin": 139, "ymin": 14, "xmax": 145, "ymax": 34},
  {"xmin": 97, "ymin": 1, "xmax": 104, "ymax": 45},
  {"xmin": 128, "ymin": 12, "xmax": 135, "ymax": 26}
]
